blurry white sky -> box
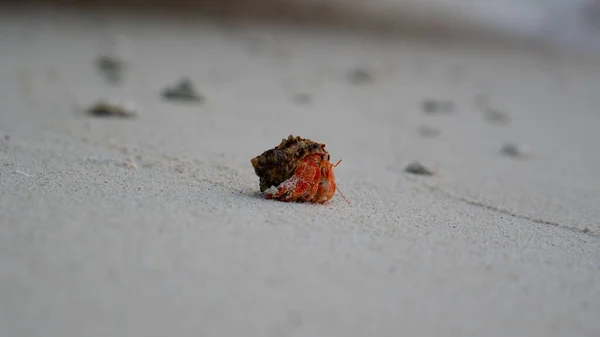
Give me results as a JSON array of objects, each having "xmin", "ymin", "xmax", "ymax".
[
  {"xmin": 346, "ymin": 0, "xmax": 600, "ymax": 52},
  {"xmin": 458, "ymin": 0, "xmax": 599, "ymax": 50},
  {"xmin": 468, "ymin": 0, "xmax": 600, "ymax": 50}
]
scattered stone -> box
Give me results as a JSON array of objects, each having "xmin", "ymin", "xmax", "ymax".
[
  {"xmin": 422, "ymin": 100, "xmax": 437, "ymax": 113},
  {"xmin": 582, "ymin": 228, "xmax": 591, "ymax": 234},
  {"xmin": 404, "ymin": 161, "xmax": 434, "ymax": 176},
  {"xmin": 86, "ymin": 98, "xmax": 138, "ymax": 118},
  {"xmin": 96, "ymin": 55, "xmax": 125, "ymax": 84},
  {"xmin": 417, "ymin": 125, "xmax": 441, "ymax": 138},
  {"xmin": 475, "ymin": 94, "xmax": 511, "ymax": 125},
  {"xmin": 485, "ymin": 108, "xmax": 511, "ymax": 125},
  {"xmin": 292, "ymin": 93, "xmax": 311, "ymax": 105},
  {"xmin": 347, "ymin": 68, "xmax": 374, "ymax": 85},
  {"xmin": 120, "ymin": 161, "xmax": 137, "ymax": 169},
  {"xmin": 500, "ymin": 143, "xmax": 531, "ymax": 159},
  {"xmin": 14, "ymin": 169, "xmax": 32, "ymax": 178},
  {"xmin": 162, "ymin": 78, "xmax": 204, "ymax": 103},
  {"xmin": 4, "ymin": 134, "xmax": 9, "ymax": 141},
  {"xmin": 421, "ymin": 99, "xmax": 455, "ymax": 114}
]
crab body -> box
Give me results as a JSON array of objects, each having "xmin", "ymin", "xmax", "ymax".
[{"xmin": 251, "ymin": 135, "xmax": 341, "ymax": 204}]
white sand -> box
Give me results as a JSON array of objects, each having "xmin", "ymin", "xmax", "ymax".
[{"xmin": 1, "ymin": 4, "xmax": 599, "ymax": 337}]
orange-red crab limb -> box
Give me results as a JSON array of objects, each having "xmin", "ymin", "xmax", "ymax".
[{"xmin": 265, "ymin": 154, "xmax": 349, "ymax": 204}]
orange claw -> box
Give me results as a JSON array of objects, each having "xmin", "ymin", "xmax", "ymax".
[
  {"xmin": 264, "ymin": 154, "xmax": 321, "ymax": 202},
  {"xmin": 264, "ymin": 154, "xmax": 349, "ymax": 204}
]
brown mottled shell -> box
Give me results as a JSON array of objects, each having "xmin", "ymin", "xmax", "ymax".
[{"xmin": 251, "ymin": 135, "xmax": 329, "ymax": 192}]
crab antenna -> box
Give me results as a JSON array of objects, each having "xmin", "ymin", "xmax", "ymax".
[
  {"xmin": 336, "ymin": 186, "xmax": 350, "ymax": 204},
  {"xmin": 331, "ymin": 159, "xmax": 349, "ymax": 203}
]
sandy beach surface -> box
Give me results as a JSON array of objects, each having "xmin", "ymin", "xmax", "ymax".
[{"xmin": 1, "ymin": 3, "xmax": 600, "ymax": 337}]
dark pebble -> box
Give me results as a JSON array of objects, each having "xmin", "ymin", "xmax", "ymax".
[
  {"xmin": 347, "ymin": 68, "xmax": 374, "ymax": 85},
  {"xmin": 422, "ymin": 99, "xmax": 454, "ymax": 114},
  {"xmin": 162, "ymin": 78, "xmax": 204, "ymax": 103},
  {"xmin": 86, "ymin": 99, "xmax": 137, "ymax": 118},
  {"xmin": 404, "ymin": 161, "xmax": 434, "ymax": 176}
]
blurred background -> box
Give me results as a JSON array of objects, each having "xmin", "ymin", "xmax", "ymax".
[
  {"xmin": 4, "ymin": 0, "xmax": 600, "ymax": 54},
  {"xmin": 2, "ymin": 2, "xmax": 600, "ymax": 337}
]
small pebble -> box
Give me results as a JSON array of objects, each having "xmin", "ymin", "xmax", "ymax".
[
  {"xmin": 4, "ymin": 134, "xmax": 9, "ymax": 141},
  {"xmin": 162, "ymin": 78, "xmax": 204, "ymax": 103},
  {"xmin": 86, "ymin": 98, "xmax": 138, "ymax": 118},
  {"xmin": 96, "ymin": 55, "xmax": 125, "ymax": 84},
  {"xmin": 500, "ymin": 143, "xmax": 531, "ymax": 159},
  {"xmin": 292, "ymin": 93, "xmax": 311, "ymax": 105},
  {"xmin": 417, "ymin": 125, "xmax": 441, "ymax": 138},
  {"xmin": 484, "ymin": 108, "xmax": 511, "ymax": 124},
  {"xmin": 404, "ymin": 161, "xmax": 434, "ymax": 176},
  {"xmin": 14, "ymin": 170, "xmax": 32, "ymax": 178},
  {"xmin": 347, "ymin": 68, "xmax": 374, "ymax": 85},
  {"xmin": 422, "ymin": 99, "xmax": 454, "ymax": 114},
  {"xmin": 121, "ymin": 161, "xmax": 137, "ymax": 169},
  {"xmin": 475, "ymin": 94, "xmax": 510, "ymax": 124}
]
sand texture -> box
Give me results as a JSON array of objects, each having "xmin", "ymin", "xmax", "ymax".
[{"xmin": 1, "ymin": 4, "xmax": 600, "ymax": 337}]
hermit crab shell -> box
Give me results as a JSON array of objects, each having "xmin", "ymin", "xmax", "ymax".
[{"xmin": 251, "ymin": 135, "xmax": 329, "ymax": 192}]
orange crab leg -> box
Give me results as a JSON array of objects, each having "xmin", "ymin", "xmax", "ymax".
[
  {"xmin": 335, "ymin": 185, "xmax": 350, "ymax": 204},
  {"xmin": 312, "ymin": 159, "xmax": 334, "ymax": 203},
  {"xmin": 331, "ymin": 159, "xmax": 350, "ymax": 204},
  {"xmin": 311, "ymin": 158, "xmax": 350, "ymax": 204}
]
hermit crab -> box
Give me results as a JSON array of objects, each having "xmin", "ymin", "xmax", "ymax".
[{"xmin": 251, "ymin": 135, "xmax": 348, "ymax": 204}]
